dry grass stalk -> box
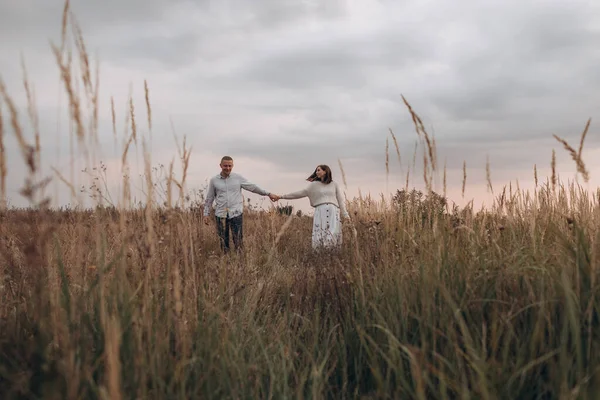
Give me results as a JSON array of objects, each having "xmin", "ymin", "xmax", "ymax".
[
  {"xmin": 337, "ymin": 158, "xmax": 348, "ymax": 189},
  {"xmin": 51, "ymin": 166, "xmax": 77, "ymax": 201},
  {"xmin": 111, "ymin": 96, "xmax": 117, "ymax": 149},
  {"xmin": 553, "ymin": 118, "xmax": 592, "ymax": 183},
  {"xmin": 60, "ymin": 0, "xmax": 70, "ymax": 53},
  {"xmin": 269, "ymin": 213, "xmax": 294, "ymax": 258},
  {"xmin": 385, "ymin": 137, "xmax": 390, "ymax": 189},
  {"xmin": 534, "ymin": 164, "xmax": 538, "ymax": 188},
  {"xmin": 577, "ymin": 118, "xmax": 590, "ymax": 158},
  {"xmin": 336, "ymin": 159, "xmax": 359, "ymax": 261},
  {"xmin": 20, "ymin": 57, "xmax": 41, "ymax": 171},
  {"xmin": 385, "ymin": 137, "xmax": 389, "ymax": 175},
  {"xmin": 120, "ymin": 91, "xmax": 134, "ymax": 208},
  {"xmin": 551, "ymin": 149, "xmax": 557, "ymax": 192},
  {"xmin": 462, "ymin": 161, "xmax": 467, "ymax": 198},
  {"xmin": 144, "ymin": 79, "xmax": 152, "ymax": 133},
  {"xmin": 432, "ymin": 135, "xmax": 438, "ymax": 171},
  {"xmin": 177, "ymin": 136, "xmax": 191, "ymax": 207},
  {"xmin": 389, "ymin": 128, "xmax": 401, "ymax": 165},
  {"xmin": 0, "ymin": 80, "xmax": 36, "ymax": 174},
  {"xmin": 486, "ymin": 156, "xmax": 493, "ymax": 194},
  {"xmin": 51, "ymin": 44, "xmax": 85, "ymax": 147},
  {"xmin": 172, "ymin": 251, "xmax": 183, "ymax": 319},
  {"xmin": 402, "ymin": 94, "xmax": 423, "ymax": 138},
  {"xmin": 498, "ymin": 186, "xmax": 506, "ymax": 211},
  {"xmin": 90, "ymin": 58, "xmax": 100, "ymax": 145},
  {"xmin": 129, "ymin": 96, "xmax": 137, "ymax": 145},
  {"xmin": 121, "ymin": 128, "xmax": 133, "ymax": 209},
  {"xmin": 121, "ymin": 132, "xmax": 134, "ymax": 170},
  {"xmin": 443, "ymin": 159, "xmax": 447, "ymax": 198},
  {"xmin": 72, "ymin": 18, "xmax": 92, "ymax": 95},
  {"xmin": 169, "ymin": 118, "xmax": 191, "ymax": 206},
  {"xmin": 143, "ymin": 139, "xmax": 155, "ymax": 255},
  {"xmin": 0, "ymin": 104, "xmax": 5, "ymax": 210},
  {"xmin": 553, "ymin": 123, "xmax": 590, "ymax": 183},
  {"xmin": 167, "ymin": 158, "xmax": 175, "ymax": 208},
  {"xmin": 401, "ymin": 95, "xmax": 436, "ymax": 172},
  {"xmin": 337, "ymin": 157, "xmax": 353, "ymax": 243},
  {"xmin": 423, "ymin": 145, "xmax": 431, "ymax": 192},
  {"xmin": 105, "ymin": 317, "xmax": 123, "ymax": 400}
]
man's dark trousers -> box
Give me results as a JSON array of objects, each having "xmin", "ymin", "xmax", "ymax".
[{"xmin": 215, "ymin": 213, "xmax": 243, "ymax": 253}]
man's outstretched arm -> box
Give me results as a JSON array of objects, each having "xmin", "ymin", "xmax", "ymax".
[{"xmin": 239, "ymin": 175, "xmax": 270, "ymax": 196}]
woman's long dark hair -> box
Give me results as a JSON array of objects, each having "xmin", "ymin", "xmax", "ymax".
[{"xmin": 306, "ymin": 165, "xmax": 333, "ymax": 184}]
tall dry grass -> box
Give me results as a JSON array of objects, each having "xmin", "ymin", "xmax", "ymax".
[{"xmin": 1, "ymin": 2, "xmax": 600, "ymax": 398}]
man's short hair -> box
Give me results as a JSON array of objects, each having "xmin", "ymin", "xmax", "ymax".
[{"xmin": 220, "ymin": 156, "xmax": 233, "ymax": 163}]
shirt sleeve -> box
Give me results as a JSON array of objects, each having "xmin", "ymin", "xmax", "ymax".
[
  {"xmin": 203, "ymin": 178, "xmax": 216, "ymax": 216},
  {"xmin": 280, "ymin": 186, "xmax": 309, "ymax": 200},
  {"xmin": 239, "ymin": 175, "xmax": 270, "ymax": 196},
  {"xmin": 335, "ymin": 182, "xmax": 350, "ymax": 218}
]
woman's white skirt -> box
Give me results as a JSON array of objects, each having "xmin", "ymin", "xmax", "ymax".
[{"xmin": 312, "ymin": 203, "xmax": 342, "ymax": 249}]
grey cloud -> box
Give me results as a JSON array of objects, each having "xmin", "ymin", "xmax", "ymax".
[
  {"xmin": 232, "ymin": 0, "xmax": 347, "ymax": 30},
  {"xmin": 234, "ymin": 30, "xmax": 431, "ymax": 91},
  {"xmin": 0, "ymin": 0, "xmax": 350, "ymax": 75},
  {"xmin": 0, "ymin": 0, "xmax": 188, "ymax": 38},
  {"xmin": 508, "ymin": 5, "xmax": 598, "ymax": 62},
  {"xmin": 180, "ymin": 0, "xmax": 600, "ymax": 180},
  {"xmin": 427, "ymin": 3, "xmax": 600, "ymax": 123},
  {"xmin": 0, "ymin": 0, "xmax": 199, "ymax": 78},
  {"xmin": 68, "ymin": 0, "xmax": 189, "ymax": 28},
  {"xmin": 101, "ymin": 33, "xmax": 200, "ymax": 69}
]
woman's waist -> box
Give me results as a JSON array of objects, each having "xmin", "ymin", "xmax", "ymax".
[{"xmin": 312, "ymin": 200, "xmax": 339, "ymax": 208}]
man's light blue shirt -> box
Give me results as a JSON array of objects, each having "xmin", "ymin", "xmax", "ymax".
[{"xmin": 203, "ymin": 172, "xmax": 270, "ymax": 218}]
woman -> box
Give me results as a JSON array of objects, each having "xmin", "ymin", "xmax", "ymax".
[{"xmin": 273, "ymin": 165, "xmax": 350, "ymax": 250}]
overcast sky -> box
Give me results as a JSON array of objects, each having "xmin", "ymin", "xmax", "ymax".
[{"xmin": 1, "ymin": 0, "xmax": 599, "ymax": 212}]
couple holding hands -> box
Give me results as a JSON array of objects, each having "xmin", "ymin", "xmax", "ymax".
[{"xmin": 203, "ymin": 156, "xmax": 350, "ymax": 253}]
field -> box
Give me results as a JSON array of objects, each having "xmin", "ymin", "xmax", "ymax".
[{"xmin": 2, "ymin": 2, "xmax": 600, "ymax": 399}]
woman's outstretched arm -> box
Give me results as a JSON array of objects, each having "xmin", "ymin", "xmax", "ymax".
[{"xmin": 280, "ymin": 186, "xmax": 309, "ymax": 200}]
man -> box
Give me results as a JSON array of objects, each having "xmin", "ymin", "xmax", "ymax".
[{"xmin": 203, "ymin": 156, "xmax": 278, "ymax": 253}]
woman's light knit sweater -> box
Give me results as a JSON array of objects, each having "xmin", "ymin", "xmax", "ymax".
[{"xmin": 280, "ymin": 180, "xmax": 349, "ymax": 218}]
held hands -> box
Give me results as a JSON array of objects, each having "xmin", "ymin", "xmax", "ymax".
[{"xmin": 268, "ymin": 193, "xmax": 280, "ymax": 202}]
